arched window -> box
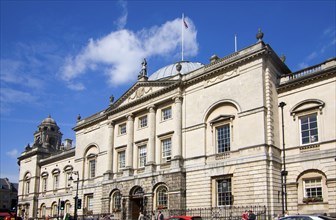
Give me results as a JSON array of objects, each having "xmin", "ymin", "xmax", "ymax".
[
  {"xmin": 40, "ymin": 203, "xmax": 46, "ymax": 217},
  {"xmin": 110, "ymin": 190, "xmax": 121, "ymax": 213},
  {"xmin": 23, "ymin": 173, "xmax": 31, "ymax": 196},
  {"xmin": 297, "ymin": 170, "xmax": 327, "ymax": 204},
  {"xmin": 155, "ymin": 185, "xmax": 168, "ymax": 209},
  {"xmin": 41, "ymin": 172, "xmax": 48, "ymax": 192},
  {"xmin": 52, "ymin": 169, "xmax": 60, "ymax": 190},
  {"xmin": 51, "ymin": 202, "xmax": 58, "ymax": 217},
  {"xmin": 84, "ymin": 146, "xmax": 99, "ymax": 179},
  {"xmin": 65, "ymin": 200, "xmax": 71, "ymax": 213}
]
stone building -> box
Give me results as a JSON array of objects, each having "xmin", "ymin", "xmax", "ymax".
[
  {"xmin": 17, "ymin": 31, "xmax": 336, "ymax": 219},
  {"xmin": 0, "ymin": 178, "xmax": 18, "ymax": 210}
]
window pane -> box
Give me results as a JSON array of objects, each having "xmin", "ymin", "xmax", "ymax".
[
  {"xmin": 162, "ymin": 107, "xmax": 172, "ymax": 120},
  {"xmin": 217, "ymin": 125, "xmax": 230, "ymax": 153},
  {"xmin": 162, "ymin": 139, "xmax": 171, "ymax": 162},
  {"xmin": 89, "ymin": 160, "xmax": 96, "ymax": 178},
  {"xmin": 139, "ymin": 145, "xmax": 147, "ymax": 167},
  {"xmin": 139, "ymin": 116, "xmax": 147, "ymax": 128},
  {"xmin": 157, "ymin": 186, "xmax": 168, "ymax": 207},
  {"xmin": 119, "ymin": 124, "xmax": 126, "ymax": 135},
  {"xmin": 118, "ymin": 151, "xmax": 125, "ymax": 169},
  {"xmin": 304, "ymin": 178, "xmax": 322, "ymax": 198},
  {"xmin": 217, "ymin": 178, "xmax": 232, "ymax": 206},
  {"xmin": 300, "ymin": 114, "xmax": 318, "ymax": 144}
]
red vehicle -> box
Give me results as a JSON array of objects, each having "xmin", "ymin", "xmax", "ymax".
[{"xmin": 167, "ymin": 216, "xmax": 203, "ymax": 220}]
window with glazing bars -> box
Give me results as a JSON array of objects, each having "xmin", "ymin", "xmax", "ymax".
[
  {"xmin": 300, "ymin": 114, "xmax": 318, "ymax": 144},
  {"xmin": 161, "ymin": 138, "xmax": 171, "ymax": 162},
  {"xmin": 139, "ymin": 116, "xmax": 148, "ymax": 128},
  {"xmin": 304, "ymin": 178, "xmax": 322, "ymax": 198},
  {"xmin": 217, "ymin": 124, "xmax": 230, "ymax": 153},
  {"xmin": 139, "ymin": 145, "xmax": 147, "ymax": 167},
  {"xmin": 118, "ymin": 151, "xmax": 125, "ymax": 170},
  {"xmin": 162, "ymin": 107, "xmax": 172, "ymax": 120},
  {"xmin": 217, "ymin": 178, "xmax": 232, "ymax": 206}
]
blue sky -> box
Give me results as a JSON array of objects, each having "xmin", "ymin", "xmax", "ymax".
[{"xmin": 1, "ymin": 0, "xmax": 335, "ymax": 183}]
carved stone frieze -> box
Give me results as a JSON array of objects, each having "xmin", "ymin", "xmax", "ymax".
[{"xmin": 205, "ymin": 68, "xmax": 239, "ymax": 87}]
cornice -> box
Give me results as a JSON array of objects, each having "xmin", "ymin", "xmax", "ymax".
[
  {"xmin": 39, "ymin": 148, "xmax": 75, "ymax": 166},
  {"xmin": 184, "ymin": 42, "xmax": 270, "ymax": 86}
]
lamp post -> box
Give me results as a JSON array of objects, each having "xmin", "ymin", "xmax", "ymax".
[
  {"xmin": 279, "ymin": 102, "xmax": 288, "ymax": 215},
  {"xmin": 69, "ymin": 171, "xmax": 79, "ymax": 220}
]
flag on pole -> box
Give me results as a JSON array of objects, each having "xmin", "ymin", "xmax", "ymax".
[{"xmin": 183, "ymin": 17, "xmax": 188, "ymax": 29}]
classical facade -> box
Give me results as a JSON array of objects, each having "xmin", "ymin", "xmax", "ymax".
[{"xmin": 17, "ymin": 31, "xmax": 336, "ymax": 220}]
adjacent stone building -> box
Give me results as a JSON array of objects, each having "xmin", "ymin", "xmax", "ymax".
[
  {"xmin": 0, "ymin": 178, "xmax": 18, "ymax": 210},
  {"xmin": 17, "ymin": 31, "xmax": 336, "ymax": 220}
]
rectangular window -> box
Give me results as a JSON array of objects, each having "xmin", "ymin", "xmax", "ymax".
[
  {"xmin": 53, "ymin": 175, "xmax": 59, "ymax": 190},
  {"xmin": 89, "ymin": 159, "xmax": 96, "ymax": 178},
  {"xmin": 304, "ymin": 178, "xmax": 322, "ymax": 198},
  {"xmin": 162, "ymin": 107, "xmax": 172, "ymax": 121},
  {"xmin": 65, "ymin": 172, "xmax": 71, "ymax": 187},
  {"xmin": 300, "ymin": 114, "xmax": 318, "ymax": 144},
  {"xmin": 217, "ymin": 178, "xmax": 232, "ymax": 206},
  {"xmin": 162, "ymin": 138, "xmax": 172, "ymax": 162},
  {"xmin": 25, "ymin": 181, "xmax": 30, "ymax": 195},
  {"xmin": 118, "ymin": 151, "xmax": 126, "ymax": 170},
  {"xmin": 42, "ymin": 178, "xmax": 47, "ymax": 192},
  {"xmin": 139, "ymin": 116, "xmax": 148, "ymax": 128},
  {"xmin": 217, "ymin": 124, "xmax": 231, "ymax": 153},
  {"xmin": 139, "ymin": 145, "xmax": 147, "ymax": 167},
  {"xmin": 86, "ymin": 194, "xmax": 94, "ymax": 211},
  {"xmin": 119, "ymin": 123, "xmax": 126, "ymax": 135}
]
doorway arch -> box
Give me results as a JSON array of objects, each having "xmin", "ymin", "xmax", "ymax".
[{"xmin": 129, "ymin": 186, "xmax": 145, "ymax": 220}]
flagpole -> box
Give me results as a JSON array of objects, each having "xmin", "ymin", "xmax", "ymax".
[
  {"xmin": 182, "ymin": 13, "xmax": 184, "ymax": 61},
  {"xmin": 235, "ymin": 34, "xmax": 237, "ymax": 52}
]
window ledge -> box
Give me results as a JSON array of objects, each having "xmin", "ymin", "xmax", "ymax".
[
  {"xmin": 215, "ymin": 152, "xmax": 231, "ymax": 160},
  {"xmin": 300, "ymin": 144, "xmax": 320, "ymax": 152}
]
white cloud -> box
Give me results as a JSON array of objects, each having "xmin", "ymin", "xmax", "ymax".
[
  {"xmin": 0, "ymin": 59, "xmax": 44, "ymax": 89},
  {"xmin": 60, "ymin": 16, "xmax": 198, "ymax": 89},
  {"xmin": 0, "ymin": 88, "xmax": 38, "ymax": 104},
  {"xmin": 115, "ymin": 0, "xmax": 128, "ymax": 30},
  {"xmin": 6, "ymin": 149, "xmax": 19, "ymax": 158}
]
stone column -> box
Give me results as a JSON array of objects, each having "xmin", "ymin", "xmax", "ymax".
[
  {"xmin": 104, "ymin": 120, "xmax": 114, "ymax": 180},
  {"xmin": 146, "ymin": 105, "xmax": 156, "ymax": 172},
  {"xmin": 125, "ymin": 114, "xmax": 134, "ymax": 175},
  {"xmin": 172, "ymin": 96, "xmax": 183, "ymax": 159}
]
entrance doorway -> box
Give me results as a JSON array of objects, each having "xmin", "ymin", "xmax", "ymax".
[
  {"xmin": 130, "ymin": 197, "xmax": 142, "ymax": 220},
  {"xmin": 130, "ymin": 186, "xmax": 145, "ymax": 220}
]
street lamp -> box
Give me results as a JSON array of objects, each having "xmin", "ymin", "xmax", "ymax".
[
  {"xmin": 279, "ymin": 102, "xmax": 288, "ymax": 215},
  {"xmin": 69, "ymin": 171, "xmax": 79, "ymax": 220}
]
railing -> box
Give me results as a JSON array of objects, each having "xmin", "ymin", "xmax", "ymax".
[
  {"xmin": 280, "ymin": 62, "xmax": 327, "ymax": 84},
  {"xmin": 162, "ymin": 206, "xmax": 267, "ymax": 220},
  {"xmin": 34, "ymin": 206, "xmax": 266, "ymax": 220}
]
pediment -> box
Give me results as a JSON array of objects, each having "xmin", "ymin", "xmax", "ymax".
[
  {"xmin": 107, "ymin": 80, "xmax": 179, "ymax": 110},
  {"xmin": 209, "ymin": 115, "xmax": 235, "ymax": 125}
]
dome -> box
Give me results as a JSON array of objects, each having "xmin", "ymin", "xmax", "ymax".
[
  {"xmin": 149, "ymin": 61, "xmax": 203, "ymax": 80},
  {"xmin": 41, "ymin": 115, "xmax": 57, "ymax": 125}
]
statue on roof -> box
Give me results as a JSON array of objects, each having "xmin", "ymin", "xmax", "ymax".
[{"xmin": 138, "ymin": 58, "xmax": 148, "ymax": 80}]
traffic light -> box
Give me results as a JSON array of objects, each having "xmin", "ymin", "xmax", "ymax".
[
  {"xmin": 60, "ymin": 201, "xmax": 65, "ymax": 210},
  {"xmin": 77, "ymin": 199, "xmax": 82, "ymax": 209}
]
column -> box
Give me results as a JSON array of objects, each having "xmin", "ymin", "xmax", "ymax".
[
  {"xmin": 125, "ymin": 114, "xmax": 134, "ymax": 170},
  {"xmin": 104, "ymin": 120, "xmax": 114, "ymax": 180},
  {"xmin": 173, "ymin": 96, "xmax": 183, "ymax": 159},
  {"xmin": 146, "ymin": 105, "xmax": 156, "ymax": 171}
]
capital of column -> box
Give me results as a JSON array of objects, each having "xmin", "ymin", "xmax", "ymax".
[
  {"xmin": 147, "ymin": 105, "xmax": 156, "ymax": 113},
  {"xmin": 126, "ymin": 114, "xmax": 134, "ymax": 121},
  {"xmin": 173, "ymin": 95, "xmax": 183, "ymax": 103},
  {"xmin": 108, "ymin": 120, "xmax": 115, "ymax": 128}
]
